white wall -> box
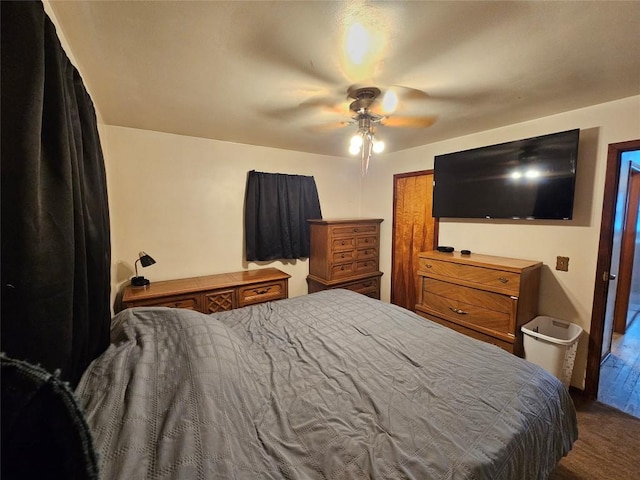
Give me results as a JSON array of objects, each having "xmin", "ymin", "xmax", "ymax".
[
  {"xmin": 101, "ymin": 125, "xmax": 363, "ymax": 307},
  {"xmin": 361, "ymin": 95, "xmax": 640, "ymax": 388}
]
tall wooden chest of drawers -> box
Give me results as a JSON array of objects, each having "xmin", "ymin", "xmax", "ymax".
[
  {"xmin": 415, "ymin": 251, "xmax": 541, "ymax": 356},
  {"xmin": 120, "ymin": 268, "xmax": 290, "ymax": 313},
  {"xmin": 307, "ymin": 218, "xmax": 383, "ymax": 299}
]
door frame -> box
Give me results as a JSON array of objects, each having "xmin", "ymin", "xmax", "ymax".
[{"xmin": 586, "ymin": 139, "xmax": 640, "ymax": 399}]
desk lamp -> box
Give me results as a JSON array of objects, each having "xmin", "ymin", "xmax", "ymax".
[{"xmin": 131, "ymin": 251, "xmax": 156, "ymax": 287}]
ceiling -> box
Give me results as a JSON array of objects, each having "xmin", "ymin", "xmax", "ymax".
[{"xmin": 47, "ymin": 1, "xmax": 640, "ymax": 157}]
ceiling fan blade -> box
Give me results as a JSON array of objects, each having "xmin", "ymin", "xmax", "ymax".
[
  {"xmin": 262, "ymin": 93, "xmax": 350, "ymax": 122},
  {"xmin": 260, "ymin": 105, "xmax": 311, "ymax": 121},
  {"xmin": 301, "ymin": 97, "xmax": 351, "ymax": 117},
  {"xmin": 308, "ymin": 121, "xmax": 352, "ymax": 132},
  {"xmin": 391, "ymin": 85, "xmax": 430, "ymax": 102},
  {"xmin": 365, "ymin": 85, "xmax": 430, "ymax": 115},
  {"xmin": 241, "ymin": 24, "xmax": 342, "ymax": 86},
  {"xmin": 300, "ymin": 96, "xmax": 337, "ymax": 108},
  {"xmin": 381, "ymin": 115, "xmax": 437, "ymax": 128}
]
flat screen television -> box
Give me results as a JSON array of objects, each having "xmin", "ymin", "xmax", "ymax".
[{"xmin": 432, "ymin": 129, "xmax": 580, "ymax": 220}]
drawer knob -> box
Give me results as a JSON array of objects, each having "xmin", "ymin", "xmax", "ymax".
[
  {"xmin": 498, "ymin": 277, "xmax": 509, "ymax": 283},
  {"xmin": 425, "ymin": 263, "xmax": 433, "ymax": 268},
  {"xmin": 254, "ymin": 288, "xmax": 270, "ymax": 295},
  {"xmin": 341, "ymin": 254, "xmax": 345, "ymax": 258},
  {"xmin": 449, "ymin": 307, "xmax": 468, "ymax": 315},
  {"xmin": 354, "ymin": 228, "xmax": 359, "ymax": 232},
  {"xmin": 340, "ymin": 266, "xmax": 345, "ymax": 270},
  {"xmin": 341, "ymin": 241, "xmax": 346, "ymax": 245}
]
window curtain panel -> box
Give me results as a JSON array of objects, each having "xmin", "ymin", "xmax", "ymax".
[
  {"xmin": 1, "ymin": 1, "xmax": 111, "ymax": 387},
  {"xmin": 245, "ymin": 171, "xmax": 322, "ymax": 261}
]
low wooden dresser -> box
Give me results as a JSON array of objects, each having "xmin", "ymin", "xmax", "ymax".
[
  {"xmin": 120, "ymin": 268, "xmax": 290, "ymax": 313},
  {"xmin": 307, "ymin": 218, "xmax": 383, "ymax": 299},
  {"xmin": 415, "ymin": 251, "xmax": 541, "ymax": 356}
]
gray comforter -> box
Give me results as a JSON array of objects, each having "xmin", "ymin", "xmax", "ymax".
[{"xmin": 76, "ymin": 289, "xmax": 577, "ymax": 479}]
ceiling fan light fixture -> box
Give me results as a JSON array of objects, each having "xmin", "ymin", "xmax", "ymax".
[
  {"xmin": 346, "ymin": 126, "xmax": 383, "ymax": 172},
  {"xmin": 372, "ymin": 139, "xmax": 385, "ymax": 153}
]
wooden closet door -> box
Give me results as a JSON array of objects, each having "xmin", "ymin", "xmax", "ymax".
[{"xmin": 391, "ymin": 170, "xmax": 438, "ymax": 311}]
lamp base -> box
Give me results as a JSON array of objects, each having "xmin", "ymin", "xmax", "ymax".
[{"xmin": 131, "ymin": 276, "xmax": 150, "ymax": 287}]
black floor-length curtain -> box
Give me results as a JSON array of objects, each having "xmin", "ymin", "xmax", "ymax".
[
  {"xmin": 245, "ymin": 171, "xmax": 322, "ymax": 261},
  {"xmin": 1, "ymin": 1, "xmax": 111, "ymax": 387}
]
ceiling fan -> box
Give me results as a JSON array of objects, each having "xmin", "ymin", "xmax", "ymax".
[
  {"xmin": 310, "ymin": 84, "xmax": 438, "ymax": 129},
  {"xmin": 330, "ymin": 85, "xmax": 437, "ymax": 174}
]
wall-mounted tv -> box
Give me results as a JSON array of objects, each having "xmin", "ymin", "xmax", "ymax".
[{"xmin": 432, "ymin": 129, "xmax": 580, "ymax": 220}]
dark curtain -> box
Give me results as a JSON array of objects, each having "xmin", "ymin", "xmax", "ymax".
[
  {"xmin": 1, "ymin": 1, "xmax": 111, "ymax": 387},
  {"xmin": 245, "ymin": 170, "xmax": 322, "ymax": 261},
  {"xmin": 1, "ymin": 355, "xmax": 99, "ymax": 480}
]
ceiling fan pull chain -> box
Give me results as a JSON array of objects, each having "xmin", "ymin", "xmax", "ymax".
[
  {"xmin": 358, "ymin": 135, "xmax": 373, "ymax": 175},
  {"xmin": 360, "ymin": 133, "xmax": 367, "ymax": 175}
]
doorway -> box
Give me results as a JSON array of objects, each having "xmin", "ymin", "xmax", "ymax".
[
  {"xmin": 587, "ymin": 140, "xmax": 640, "ymax": 407},
  {"xmin": 598, "ymin": 151, "xmax": 640, "ymax": 416}
]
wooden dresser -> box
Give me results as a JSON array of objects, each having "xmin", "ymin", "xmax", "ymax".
[
  {"xmin": 307, "ymin": 218, "xmax": 383, "ymax": 299},
  {"xmin": 120, "ymin": 268, "xmax": 290, "ymax": 313},
  {"xmin": 415, "ymin": 251, "xmax": 541, "ymax": 355}
]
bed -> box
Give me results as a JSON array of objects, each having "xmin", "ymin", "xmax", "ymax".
[{"xmin": 76, "ymin": 289, "xmax": 577, "ymax": 479}]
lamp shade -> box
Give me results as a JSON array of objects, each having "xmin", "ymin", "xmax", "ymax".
[{"xmin": 138, "ymin": 252, "xmax": 156, "ymax": 268}]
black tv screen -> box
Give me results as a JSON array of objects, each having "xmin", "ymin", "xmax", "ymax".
[{"xmin": 432, "ymin": 129, "xmax": 580, "ymax": 220}]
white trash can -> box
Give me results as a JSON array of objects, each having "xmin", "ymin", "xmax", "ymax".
[{"xmin": 521, "ymin": 316, "xmax": 583, "ymax": 387}]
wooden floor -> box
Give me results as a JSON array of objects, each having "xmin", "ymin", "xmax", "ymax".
[{"xmin": 598, "ymin": 304, "xmax": 640, "ymax": 418}]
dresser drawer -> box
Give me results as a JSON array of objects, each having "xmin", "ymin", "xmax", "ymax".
[
  {"xmin": 416, "ymin": 309, "xmax": 515, "ymax": 354},
  {"xmin": 423, "ymin": 278, "xmax": 514, "ymax": 312},
  {"xmin": 203, "ymin": 289, "xmax": 236, "ymax": 313},
  {"xmin": 422, "ymin": 291, "xmax": 513, "ymax": 339},
  {"xmin": 355, "ymin": 259, "xmax": 378, "ymax": 275},
  {"xmin": 458, "ymin": 264, "xmax": 520, "ymax": 294},
  {"xmin": 356, "ymin": 235, "xmax": 378, "ymax": 248},
  {"xmin": 356, "ymin": 246, "xmax": 377, "ymax": 260},
  {"xmin": 306, "ymin": 274, "xmax": 381, "ymax": 299},
  {"xmin": 422, "ymin": 277, "xmax": 457, "ymax": 300},
  {"xmin": 332, "ymin": 250, "xmax": 355, "ymax": 262},
  {"xmin": 419, "ymin": 258, "xmax": 521, "ymax": 294},
  {"xmin": 331, "ymin": 224, "xmax": 378, "ymax": 237},
  {"xmin": 422, "ymin": 278, "xmax": 515, "ymax": 337},
  {"xmin": 331, "ymin": 262, "xmax": 356, "ymax": 278},
  {"xmin": 332, "ymin": 237, "xmax": 356, "ymax": 251},
  {"xmin": 130, "ymin": 293, "xmax": 201, "ymax": 311},
  {"xmin": 339, "ymin": 277, "xmax": 380, "ymax": 298},
  {"xmin": 238, "ymin": 280, "xmax": 287, "ymax": 307},
  {"xmin": 418, "ymin": 257, "xmax": 458, "ymax": 278}
]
